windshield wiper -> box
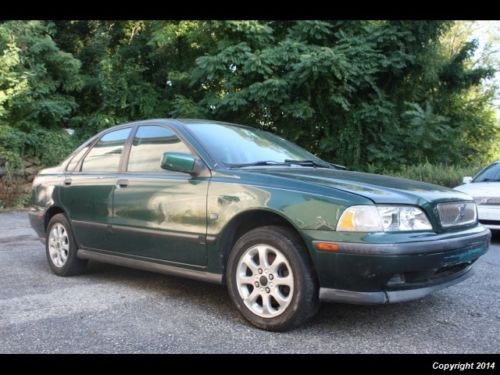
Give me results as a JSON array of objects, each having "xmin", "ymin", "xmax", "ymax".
[
  {"xmin": 228, "ymin": 161, "xmax": 290, "ymax": 168},
  {"xmin": 284, "ymin": 159, "xmax": 332, "ymax": 168},
  {"xmin": 229, "ymin": 159, "xmax": 334, "ymax": 169},
  {"xmin": 329, "ymin": 162, "xmax": 347, "ymax": 170}
]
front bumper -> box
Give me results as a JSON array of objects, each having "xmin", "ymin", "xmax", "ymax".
[
  {"xmin": 478, "ymin": 205, "xmax": 500, "ymax": 229},
  {"xmin": 28, "ymin": 209, "xmax": 46, "ymax": 242},
  {"xmin": 320, "ymin": 267, "xmax": 473, "ymax": 304},
  {"xmin": 304, "ymin": 225, "xmax": 491, "ymax": 304}
]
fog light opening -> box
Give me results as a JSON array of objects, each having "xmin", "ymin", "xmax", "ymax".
[{"xmin": 386, "ymin": 273, "xmax": 406, "ymax": 286}]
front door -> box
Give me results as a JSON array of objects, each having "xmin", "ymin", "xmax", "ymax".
[{"xmin": 110, "ymin": 125, "xmax": 209, "ymax": 267}]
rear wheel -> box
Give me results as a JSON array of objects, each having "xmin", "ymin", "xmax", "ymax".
[
  {"xmin": 226, "ymin": 226, "xmax": 319, "ymax": 331},
  {"xmin": 46, "ymin": 214, "xmax": 87, "ymax": 276}
]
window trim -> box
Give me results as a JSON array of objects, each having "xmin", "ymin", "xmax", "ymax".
[
  {"xmin": 66, "ymin": 121, "xmax": 210, "ymax": 176},
  {"xmin": 64, "ymin": 141, "xmax": 91, "ymax": 172},
  {"xmin": 71, "ymin": 137, "xmax": 100, "ymax": 173},
  {"xmin": 77, "ymin": 125, "xmax": 134, "ymax": 174},
  {"xmin": 63, "ymin": 132, "xmax": 104, "ymax": 173},
  {"xmin": 65, "ymin": 145, "xmax": 91, "ymax": 173},
  {"xmin": 121, "ymin": 123, "xmax": 207, "ymax": 175}
]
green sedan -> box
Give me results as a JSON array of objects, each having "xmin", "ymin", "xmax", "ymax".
[{"xmin": 29, "ymin": 119, "xmax": 491, "ymax": 331}]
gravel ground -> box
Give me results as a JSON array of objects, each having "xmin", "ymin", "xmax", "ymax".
[{"xmin": 0, "ymin": 211, "xmax": 498, "ymax": 353}]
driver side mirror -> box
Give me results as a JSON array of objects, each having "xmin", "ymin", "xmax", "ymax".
[
  {"xmin": 161, "ymin": 152, "xmax": 204, "ymax": 175},
  {"xmin": 462, "ymin": 176, "xmax": 473, "ymax": 184}
]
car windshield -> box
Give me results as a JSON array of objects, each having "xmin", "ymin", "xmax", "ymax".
[
  {"xmin": 186, "ymin": 122, "xmax": 330, "ymax": 168},
  {"xmin": 473, "ymin": 163, "xmax": 500, "ymax": 182}
]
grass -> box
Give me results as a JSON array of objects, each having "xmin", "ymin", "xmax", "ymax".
[{"xmin": 364, "ymin": 162, "xmax": 482, "ymax": 187}]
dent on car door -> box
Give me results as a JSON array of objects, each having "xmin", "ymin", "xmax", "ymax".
[
  {"xmin": 110, "ymin": 125, "xmax": 209, "ymax": 267},
  {"xmin": 59, "ymin": 127, "xmax": 132, "ymax": 251}
]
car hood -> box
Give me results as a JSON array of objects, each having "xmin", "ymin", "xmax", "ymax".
[
  {"xmin": 240, "ymin": 167, "xmax": 473, "ymax": 205},
  {"xmin": 454, "ymin": 182, "xmax": 500, "ymax": 197}
]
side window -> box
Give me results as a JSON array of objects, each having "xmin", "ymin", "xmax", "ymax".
[
  {"xmin": 66, "ymin": 146, "xmax": 90, "ymax": 172},
  {"xmin": 81, "ymin": 128, "xmax": 131, "ymax": 172},
  {"xmin": 127, "ymin": 126, "xmax": 193, "ymax": 172}
]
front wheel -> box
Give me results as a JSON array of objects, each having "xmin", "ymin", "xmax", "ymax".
[{"xmin": 226, "ymin": 226, "xmax": 319, "ymax": 331}]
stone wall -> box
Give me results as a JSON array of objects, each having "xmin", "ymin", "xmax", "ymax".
[{"xmin": 0, "ymin": 158, "xmax": 41, "ymax": 208}]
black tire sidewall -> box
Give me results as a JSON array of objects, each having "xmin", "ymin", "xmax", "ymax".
[{"xmin": 226, "ymin": 226, "xmax": 318, "ymax": 331}]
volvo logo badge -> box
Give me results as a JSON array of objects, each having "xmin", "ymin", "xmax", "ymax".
[{"xmin": 454, "ymin": 204, "xmax": 466, "ymax": 223}]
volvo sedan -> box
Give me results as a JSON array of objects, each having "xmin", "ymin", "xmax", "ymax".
[{"xmin": 29, "ymin": 119, "xmax": 491, "ymax": 331}]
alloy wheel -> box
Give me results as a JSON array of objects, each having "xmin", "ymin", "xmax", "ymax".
[
  {"xmin": 48, "ymin": 223, "xmax": 70, "ymax": 268},
  {"xmin": 236, "ymin": 244, "xmax": 294, "ymax": 318}
]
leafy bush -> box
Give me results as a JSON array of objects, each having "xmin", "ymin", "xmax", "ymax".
[
  {"xmin": 34, "ymin": 128, "xmax": 77, "ymax": 167},
  {"xmin": 364, "ymin": 162, "xmax": 482, "ymax": 187},
  {"xmin": 13, "ymin": 191, "xmax": 32, "ymax": 209},
  {"xmin": 0, "ymin": 20, "xmax": 498, "ymax": 208},
  {"xmin": 0, "ymin": 124, "xmax": 76, "ymax": 173},
  {"xmin": 0, "ymin": 125, "xmax": 26, "ymax": 170},
  {"xmin": 0, "ymin": 125, "xmax": 76, "ymax": 209}
]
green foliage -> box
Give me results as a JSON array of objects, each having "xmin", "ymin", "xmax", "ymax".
[
  {"xmin": 364, "ymin": 162, "xmax": 482, "ymax": 188},
  {"xmin": 13, "ymin": 191, "xmax": 31, "ymax": 209},
  {"xmin": 182, "ymin": 20, "xmax": 498, "ymax": 169},
  {"xmin": 0, "ymin": 20, "xmax": 498, "ymax": 209},
  {"xmin": 0, "ymin": 124, "xmax": 75, "ymax": 173},
  {"xmin": 0, "ymin": 21, "xmax": 82, "ymax": 131},
  {"xmin": 0, "ymin": 125, "xmax": 26, "ymax": 170}
]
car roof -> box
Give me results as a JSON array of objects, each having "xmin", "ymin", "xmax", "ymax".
[{"xmin": 96, "ymin": 119, "xmax": 257, "ymax": 137}]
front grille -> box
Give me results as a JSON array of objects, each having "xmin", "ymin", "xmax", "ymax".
[{"xmin": 437, "ymin": 202, "xmax": 477, "ymax": 228}]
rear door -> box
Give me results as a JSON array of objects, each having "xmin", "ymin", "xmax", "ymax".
[
  {"xmin": 59, "ymin": 127, "xmax": 132, "ymax": 251},
  {"xmin": 110, "ymin": 125, "xmax": 210, "ymax": 267}
]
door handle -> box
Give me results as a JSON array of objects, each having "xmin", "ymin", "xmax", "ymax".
[
  {"xmin": 116, "ymin": 179, "xmax": 129, "ymax": 188},
  {"xmin": 63, "ymin": 178, "xmax": 72, "ymax": 186}
]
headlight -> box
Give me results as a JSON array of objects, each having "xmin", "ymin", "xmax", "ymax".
[
  {"xmin": 337, "ymin": 205, "xmax": 433, "ymax": 232},
  {"xmin": 474, "ymin": 197, "xmax": 499, "ymax": 205}
]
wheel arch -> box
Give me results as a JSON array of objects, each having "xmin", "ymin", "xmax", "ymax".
[
  {"xmin": 44, "ymin": 206, "xmax": 68, "ymax": 232},
  {"xmin": 216, "ymin": 208, "xmax": 315, "ymax": 283}
]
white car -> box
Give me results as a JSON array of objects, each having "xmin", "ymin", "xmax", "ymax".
[{"xmin": 454, "ymin": 161, "xmax": 500, "ymax": 230}]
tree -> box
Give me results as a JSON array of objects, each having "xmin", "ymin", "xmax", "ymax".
[
  {"xmin": 0, "ymin": 21, "xmax": 82, "ymax": 131},
  {"xmin": 1, "ymin": 20, "xmax": 498, "ymax": 171},
  {"xmin": 179, "ymin": 21, "xmax": 497, "ymax": 168}
]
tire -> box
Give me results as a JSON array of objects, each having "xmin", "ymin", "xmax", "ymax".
[
  {"xmin": 46, "ymin": 213, "xmax": 87, "ymax": 276},
  {"xmin": 226, "ymin": 225, "xmax": 319, "ymax": 331}
]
